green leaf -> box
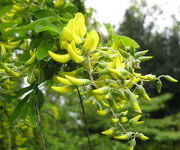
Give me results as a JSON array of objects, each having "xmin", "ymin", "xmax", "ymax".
[
  {"xmin": 27, "ymin": 63, "xmax": 37, "ymax": 84},
  {"xmin": 33, "ymin": 9, "xmax": 56, "ymax": 19},
  {"xmin": 104, "ymin": 23, "xmax": 115, "ymax": 36},
  {"xmin": 7, "ymin": 16, "xmax": 60, "ymax": 35},
  {"xmin": 37, "ymin": 88, "xmax": 45, "ymax": 109},
  {"xmin": 35, "ymin": 19, "xmax": 61, "ymax": 34},
  {"xmin": 37, "ymin": 39, "xmax": 54, "ymax": 60},
  {"xmin": 0, "ymin": 4, "xmax": 13, "ymax": 17},
  {"xmin": 9, "ymin": 93, "xmax": 31, "ymax": 124},
  {"xmin": 14, "ymin": 84, "xmax": 34, "ymax": 97},
  {"xmin": 112, "ymin": 35, "xmax": 140, "ymax": 51},
  {"xmin": 28, "ymin": 92, "xmax": 37, "ymax": 126}
]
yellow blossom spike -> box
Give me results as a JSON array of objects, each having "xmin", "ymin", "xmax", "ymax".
[
  {"xmin": 67, "ymin": 43, "xmax": 84, "ymax": 63},
  {"xmin": 97, "ymin": 109, "xmax": 108, "ymax": 116},
  {"xmin": 65, "ymin": 75, "xmax": 91, "ymax": 86},
  {"xmin": 48, "ymin": 51, "xmax": 70, "ymax": 63},
  {"xmin": 57, "ymin": 76, "xmax": 71, "ymax": 85},
  {"xmin": 101, "ymin": 128, "xmax": 114, "ymax": 136},
  {"xmin": 51, "ymin": 86, "xmax": 73, "ymax": 94},
  {"xmin": 83, "ymin": 30, "xmax": 99, "ymax": 51}
]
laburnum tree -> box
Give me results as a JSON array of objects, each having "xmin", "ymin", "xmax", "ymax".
[{"xmin": 0, "ymin": 0, "xmax": 177, "ymax": 150}]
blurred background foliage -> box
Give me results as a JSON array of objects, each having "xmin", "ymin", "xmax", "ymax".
[{"xmin": 0, "ymin": 0, "xmax": 180, "ymax": 150}]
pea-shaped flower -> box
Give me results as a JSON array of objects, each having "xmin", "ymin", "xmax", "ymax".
[{"xmin": 83, "ymin": 30, "xmax": 99, "ymax": 51}]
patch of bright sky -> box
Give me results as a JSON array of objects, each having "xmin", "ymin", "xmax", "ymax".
[{"xmin": 85, "ymin": 0, "xmax": 180, "ymax": 34}]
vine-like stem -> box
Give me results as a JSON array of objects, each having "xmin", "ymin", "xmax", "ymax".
[
  {"xmin": 77, "ymin": 87, "xmax": 92, "ymax": 150},
  {"xmin": 87, "ymin": 55, "xmax": 97, "ymax": 88},
  {"xmin": 7, "ymin": 128, "xmax": 12, "ymax": 150},
  {"xmin": 110, "ymin": 108, "xmax": 126, "ymax": 132},
  {"xmin": 35, "ymin": 90, "xmax": 46, "ymax": 150}
]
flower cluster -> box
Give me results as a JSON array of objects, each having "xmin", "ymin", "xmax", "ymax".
[{"xmin": 48, "ymin": 13, "xmax": 178, "ymax": 150}]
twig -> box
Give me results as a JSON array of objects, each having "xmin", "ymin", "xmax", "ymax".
[
  {"xmin": 110, "ymin": 107, "xmax": 126, "ymax": 133},
  {"xmin": 35, "ymin": 90, "xmax": 46, "ymax": 150},
  {"xmin": 77, "ymin": 87, "xmax": 92, "ymax": 150},
  {"xmin": 87, "ymin": 55, "xmax": 97, "ymax": 88}
]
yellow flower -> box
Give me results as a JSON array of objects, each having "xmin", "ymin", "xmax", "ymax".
[
  {"xmin": 101, "ymin": 128, "xmax": 114, "ymax": 135},
  {"xmin": 83, "ymin": 30, "xmax": 99, "ymax": 51},
  {"xmin": 60, "ymin": 13, "xmax": 86, "ymax": 44},
  {"xmin": 51, "ymin": 86, "xmax": 73, "ymax": 94},
  {"xmin": 48, "ymin": 51, "xmax": 71, "ymax": 63},
  {"xmin": 113, "ymin": 132, "xmax": 132, "ymax": 140},
  {"xmin": 120, "ymin": 117, "xmax": 128, "ymax": 123},
  {"xmin": 67, "ymin": 42, "xmax": 84, "ymax": 63},
  {"xmin": 97, "ymin": 109, "xmax": 108, "ymax": 116},
  {"xmin": 65, "ymin": 75, "xmax": 91, "ymax": 86},
  {"xmin": 139, "ymin": 133, "xmax": 149, "ymax": 141}
]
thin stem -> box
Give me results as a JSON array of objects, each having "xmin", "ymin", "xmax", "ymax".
[
  {"xmin": 77, "ymin": 87, "xmax": 92, "ymax": 150},
  {"xmin": 110, "ymin": 108, "xmax": 126, "ymax": 132},
  {"xmin": 35, "ymin": 91, "xmax": 46, "ymax": 150},
  {"xmin": 87, "ymin": 55, "xmax": 97, "ymax": 88}
]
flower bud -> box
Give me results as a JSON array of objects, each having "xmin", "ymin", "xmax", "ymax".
[
  {"xmin": 65, "ymin": 75, "xmax": 91, "ymax": 86},
  {"xmin": 113, "ymin": 132, "xmax": 132, "ymax": 140},
  {"xmin": 101, "ymin": 128, "xmax": 114, "ymax": 136},
  {"xmin": 97, "ymin": 109, "xmax": 108, "ymax": 116},
  {"xmin": 120, "ymin": 117, "xmax": 128, "ymax": 123},
  {"xmin": 83, "ymin": 30, "xmax": 99, "ymax": 51},
  {"xmin": 156, "ymin": 79, "xmax": 162, "ymax": 93},
  {"xmin": 138, "ymin": 133, "xmax": 149, "ymax": 141},
  {"xmin": 163, "ymin": 75, "xmax": 178, "ymax": 82},
  {"xmin": 51, "ymin": 86, "xmax": 73, "ymax": 94}
]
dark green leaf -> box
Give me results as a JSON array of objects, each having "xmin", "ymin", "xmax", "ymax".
[
  {"xmin": 7, "ymin": 16, "xmax": 60, "ymax": 35},
  {"xmin": 37, "ymin": 39, "xmax": 54, "ymax": 60},
  {"xmin": 0, "ymin": 4, "xmax": 13, "ymax": 17},
  {"xmin": 14, "ymin": 84, "xmax": 34, "ymax": 97},
  {"xmin": 33, "ymin": 9, "xmax": 56, "ymax": 19},
  {"xmin": 27, "ymin": 63, "xmax": 37, "ymax": 84},
  {"xmin": 37, "ymin": 88, "xmax": 45, "ymax": 109},
  {"xmin": 28, "ymin": 92, "xmax": 37, "ymax": 126},
  {"xmin": 9, "ymin": 93, "xmax": 31, "ymax": 124}
]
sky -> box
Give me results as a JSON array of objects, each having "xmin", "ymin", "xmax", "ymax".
[{"xmin": 85, "ymin": 0, "xmax": 180, "ymax": 33}]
